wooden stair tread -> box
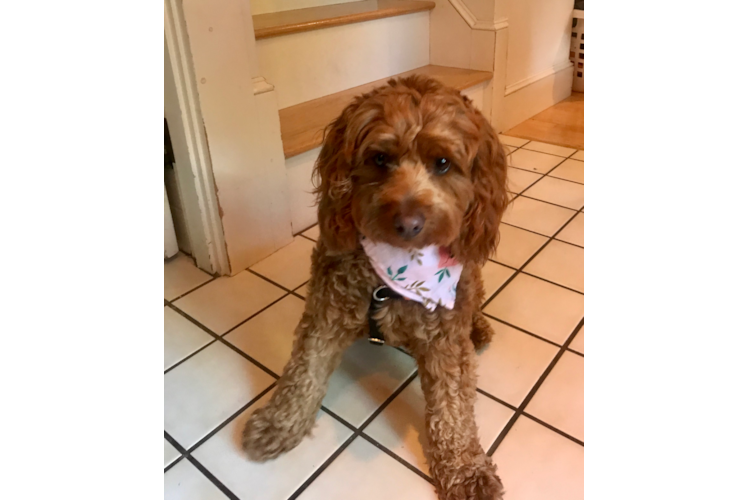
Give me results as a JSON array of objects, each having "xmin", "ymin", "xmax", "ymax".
[
  {"xmin": 279, "ymin": 65, "xmax": 493, "ymax": 158},
  {"xmin": 254, "ymin": 0, "xmax": 435, "ymax": 40}
]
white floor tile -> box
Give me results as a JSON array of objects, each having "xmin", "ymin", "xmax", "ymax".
[
  {"xmin": 570, "ymin": 150, "xmax": 584, "ymax": 161},
  {"xmin": 523, "ymin": 141, "xmax": 576, "ymax": 157},
  {"xmin": 192, "ymin": 390, "xmax": 353, "ymax": 500},
  {"xmin": 164, "ymin": 342, "xmax": 275, "ymax": 448},
  {"xmin": 499, "ymin": 135, "xmax": 530, "ymax": 148},
  {"xmin": 302, "ymin": 225, "xmax": 320, "ymax": 241},
  {"xmin": 508, "ymin": 149, "xmax": 565, "ymax": 174},
  {"xmin": 523, "ymin": 177, "xmax": 584, "ymax": 210},
  {"xmin": 484, "ymin": 274, "xmax": 584, "ymax": 345},
  {"xmin": 481, "ymin": 261, "xmax": 515, "ymax": 299},
  {"xmin": 165, "ymin": 253, "xmax": 212, "ymax": 301},
  {"xmin": 523, "ymin": 240, "xmax": 584, "ymax": 293},
  {"xmin": 555, "ymin": 212, "xmax": 584, "ymax": 247},
  {"xmin": 224, "ymin": 295, "xmax": 305, "ymax": 375},
  {"xmin": 173, "ymin": 271, "xmax": 285, "ymax": 335},
  {"xmin": 364, "ymin": 377, "xmax": 513, "ymax": 476},
  {"xmin": 492, "ymin": 416, "xmax": 583, "ymax": 500},
  {"xmin": 569, "ymin": 326, "xmax": 584, "ymax": 354},
  {"xmin": 525, "ymin": 351, "xmax": 584, "ymax": 441},
  {"xmin": 164, "ymin": 459, "xmax": 229, "ymax": 500},
  {"xmin": 476, "ymin": 317, "xmax": 558, "ymax": 406},
  {"xmin": 165, "ymin": 306, "xmax": 214, "ymax": 370},
  {"xmin": 297, "ymin": 437, "xmax": 438, "ymax": 500},
  {"xmin": 501, "ymin": 197, "xmax": 576, "ymax": 237},
  {"xmin": 506, "ymin": 166, "xmax": 542, "ymax": 194},
  {"xmin": 548, "ymin": 158, "xmax": 584, "ymax": 183},
  {"xmin": 250, "ymin": 237, "xmax": 316, "ymax": 290},
  {"xmin": 322, "ymin": 340, "xmax": 417, "ymax": 427},
  {"xmin": 164, "ymin": 439, "xmax": 181, "ymax": 468},
  {"xmin": 493, "ymin": 223, "xmax": 549, "ymax": 269}
]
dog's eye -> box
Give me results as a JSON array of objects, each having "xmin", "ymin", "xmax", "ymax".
[
  {"xmin": 373, "ymin": 153, "xmax": 387, "ymax": 167},
  {"xmin": 434, "ymin": 158, "xmax": 451, "ymax": 175}
]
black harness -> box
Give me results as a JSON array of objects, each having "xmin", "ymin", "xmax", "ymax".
[{"xmin": 368, "ymin": 285, "xmax": 402, "ymax": 345}]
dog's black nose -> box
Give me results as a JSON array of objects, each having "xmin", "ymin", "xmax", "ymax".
[{"xmin": 394, "ymin": 213, "xmax": 425, "ymax": 239}]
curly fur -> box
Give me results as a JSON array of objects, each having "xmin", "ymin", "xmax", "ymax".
[{"xmin": 243, "ymin": 76, "xmax": 508, "ymax": 500}]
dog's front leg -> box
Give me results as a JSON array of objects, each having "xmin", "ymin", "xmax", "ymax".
[
  {"xmin": 242, "ymin": 308, "xmax": 358, "ymax": 461},
  {"xmin": 417, "ymin": 331, "xmax": 503, "ymax": 500}
]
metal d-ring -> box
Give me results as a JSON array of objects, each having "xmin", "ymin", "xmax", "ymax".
[{"xmin": 372, "ymin": 285, "xmax": 390, "ymax": 303}]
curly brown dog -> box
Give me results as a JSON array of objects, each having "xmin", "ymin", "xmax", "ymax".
[{"xmin": 243, "ymin": 75, "xmax": 509, "ymax": 500}]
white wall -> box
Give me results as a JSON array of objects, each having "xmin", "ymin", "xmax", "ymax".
[{"xmin": 503, "ymin": 0, "xmax": 573, "ymax": 91}]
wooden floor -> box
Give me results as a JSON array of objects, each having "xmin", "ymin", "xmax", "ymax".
[{"xmin": 505, "ymin": 92, "xmax": 584, "ymax": 150}]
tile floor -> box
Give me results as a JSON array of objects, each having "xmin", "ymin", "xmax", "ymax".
[{"xmin": 164, "ymin": 137, "xmax": 584, "ymax": 500}]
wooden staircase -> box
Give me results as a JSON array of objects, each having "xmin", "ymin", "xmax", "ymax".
[{"xmin": 251, "ymin": 0, "xmax": 496, "ymax": 231}]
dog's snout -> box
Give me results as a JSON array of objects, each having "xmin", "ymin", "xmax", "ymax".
[{"xmin": 394, "ymin": 213, "xmax": 425, "ymax": 239}]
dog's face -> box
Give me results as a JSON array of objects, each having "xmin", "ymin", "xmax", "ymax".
[{"xmin": 314, "ymin": 76, "xmax": 508, "ymax": 264}]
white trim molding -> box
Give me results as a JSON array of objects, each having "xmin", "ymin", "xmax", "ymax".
[
  {"xmin": 448, "ymin": 0, "xmax": 508, "ymax": 31},
  {"xmin": 164, "ymin": 0, "xmax": 230, "ymax": 275},
  {"xmin": 505, "ymin": 61, "xmax": 574, "ymax": 96}
]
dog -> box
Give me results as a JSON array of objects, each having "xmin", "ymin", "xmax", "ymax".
[{"xmin": 243, "ymin": 75, "xmax": 509, "ymax": 500}]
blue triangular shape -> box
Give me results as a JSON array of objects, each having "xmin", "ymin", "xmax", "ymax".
[{"xmin": 632, "ymin": 342, "xmax": 748, "ymax": 430}]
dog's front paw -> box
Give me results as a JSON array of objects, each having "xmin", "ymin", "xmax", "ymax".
[
  {"xmin": 242, "ymin": 405, "xmax": 312, "ymax": 461},
  {"xmin": 242, "ymin": 405, "xmax": 303, "ymax": 461},
  {"xmin": 438, "ymin": 463, "xmax": 504, "ymax": 500}
]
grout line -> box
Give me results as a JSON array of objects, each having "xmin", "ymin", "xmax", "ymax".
[
  {"xmin": 246, "ymin": 269, "xmax": 312, "ymax": 302},
  {"xmin": 515, "ymin": 193, "xmax": 583, "ymax": 212},
  {"xmin": 498, "ymin": 221, "xmax": 554, "ymax": 239},
  {"xmin": 552, "ymin": 237, "xmax": 584, "ymax": 249},
  {"xmin": 567, "ymin": 347, "xmax": 584, "ymax": 357},
  {"xmin": 246, "ymin": 269, "xmax": 298, "ymax": 294},
  {"xmin": 165, "ymin": 302, "xmax": 283, "ymax": 380},
  {"xmin": 288, "ymin": 371, "xmax": 421, "ymax": 499},
  {"xmin": 481, "ymin": 313, "xmax": 565, "ymax": 349},
  {"xmin": 475, "ymin": 388, "xmax": 518, "ymax": 411},
  {"xmin": 298, "ymin": 233, "xmax": 317, "ymax": 244},
  {"xmin": 286, "ymin": 434, "xmax": 358, "ymax": 500},
  {"xmin": 358, "ymin": 371, "xmax": 419, "ymax": 431},
  {"xmin": 518, "ymin": 270, "xmax": 584, "ymax": 295},
  {"xmin": 486, "ymin": 318, "xmax": 584, "ymax": 456},
  {"xmin": 320, "ymin": 406, "xmax": 434, "ymax": 483},
  {"xmin": 187, "ymin": 455, "xmax": 242, "ymax": 500},
  {"xmin": 358, "ymin": 432, "xmax": 435, "ymax": 484},
  {"xmin": 482, "ymin": 198, "xmax": 584, "ymax": 311},
  {"xmin": 546, "ymin": 173, "xmax": 584, "ymax": 186},
  {"xmin": 164, "ymin": 338, "xmax": 220, "ymax": 375},
  {"xmin": 294, "ymin": 223, "xmax": 319, "ymax": 238},
  {"xmin": 166, "ymin": 428, "xmax": 241, "ymax": 499},
  {"xmin": 168, "ymin": 276, "xmax": 218, "ymax": 303},
  {"xmin": 513, "ymin": 140, "xmax": 579, "ymax": 159},
  {"xmin": 520, "ymin": 412, "xmax": 584, "ymax": 447},
  {"xmin": 475, "ymin": 388, "xmax": 584, "ymax": 446},
  {"xmin": 186, "ymin": 383, "xmax": 278, "ymax": 454}
]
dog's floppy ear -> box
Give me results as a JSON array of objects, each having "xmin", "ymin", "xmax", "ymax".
[
  {"xmin": 312, "ymin": 103, "xmax": 359, "ymax": 253},
  {"xmin": 454, "ymin": 106, "xmax": 509, "ymax": 265}
]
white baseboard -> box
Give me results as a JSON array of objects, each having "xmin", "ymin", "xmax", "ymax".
[{"xmin": 500, "ymin": 63, "xmax": 574, "ymax": 131}]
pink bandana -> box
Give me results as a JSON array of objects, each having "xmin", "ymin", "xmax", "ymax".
[{"xmin": 361, "ymin": 237, "xmax": 463, "ymax": 311}]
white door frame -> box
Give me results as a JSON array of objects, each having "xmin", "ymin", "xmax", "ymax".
[{"xmin": 164, "ymin": 0, "xmax": 230, "ymax": 275}]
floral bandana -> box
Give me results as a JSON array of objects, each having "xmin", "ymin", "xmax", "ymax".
[{"xmin": 361, "ymin": 236, "xmax": 463, "ymax": 311}]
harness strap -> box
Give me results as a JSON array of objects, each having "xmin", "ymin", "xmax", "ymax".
[{"xmin": 368, "ymin": 285, "xmax": 402, "ymax": 345}]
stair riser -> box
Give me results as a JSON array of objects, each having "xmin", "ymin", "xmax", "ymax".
[
  {"xmin": 257, "ymin": 12, "xmax": 430, "ymax": 109},
  {"xmin": 285, "ymin": 80, "xmax": 493, "ymax": 232},
  {"xmin": 252, "ymin": 0, "xmax": 359, "ymax": 16}
]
